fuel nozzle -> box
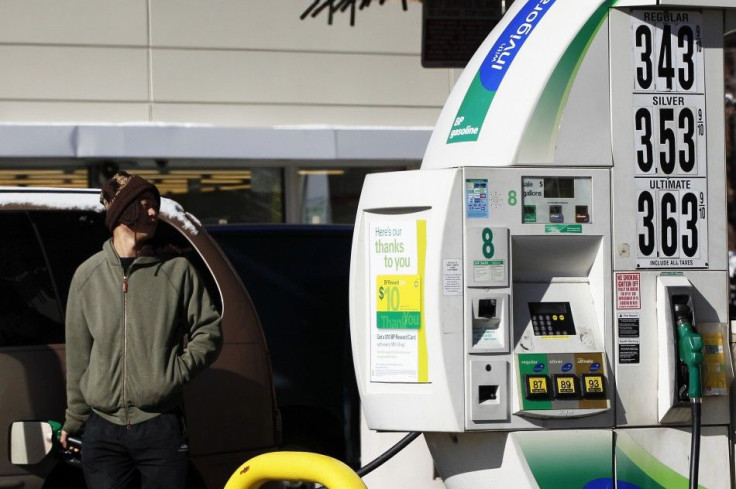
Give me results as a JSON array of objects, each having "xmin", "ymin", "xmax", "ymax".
[
  {"xmin": 47, "ymin": 420, "xmax": 82, "ymax": 466},
  {"xmin": 674, "ymin": 303, "xmax": 703, "ymax": 400}
]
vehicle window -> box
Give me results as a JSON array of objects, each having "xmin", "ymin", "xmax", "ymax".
[
  {"xmin": 0, "ymin": 213, "xmax": 64, "ymax": 346},
  {"xmin": 0, "ymin": 208, "xmax": 221, "ymax": 347},
  {"xmin": 29, "ymin": 211, "xmax": 109, "ymax": 309},
  {"xmin": 30, "ymin": 210, "xmax": 221, "ymax": 338}
]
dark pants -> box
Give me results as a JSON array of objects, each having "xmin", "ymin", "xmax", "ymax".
[{"xmin": 81, "ymin": 411, "xmax": 189, "ymax": 489}]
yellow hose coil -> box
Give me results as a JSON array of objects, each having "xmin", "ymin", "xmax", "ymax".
[{"xmin": 224, "ymin": 451, "xmax": 367, "ymax": 489}]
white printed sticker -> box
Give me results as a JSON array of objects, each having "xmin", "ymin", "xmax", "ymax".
[{"xmin": 443, "ymin": 258, "xmax": 463, "ymax": 296}]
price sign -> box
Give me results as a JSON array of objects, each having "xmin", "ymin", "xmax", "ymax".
[
  {"xmin": 635, "ymin": 178, "xmax": 708, "ymax": 268},
  {"xmin": 632, "ymin": 95, "xmax": 706, "ymax": 177},
  {"xmin": 631, "ymin": 11, "xmax": 703, "ymax": 93},
  {"xmin": 630, "ymin": 11, "xmax": 707, "ymax": 269}
]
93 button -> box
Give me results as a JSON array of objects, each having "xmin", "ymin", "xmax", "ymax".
[{"xmin": 581, "ymin": 374, "xmax": 606, "ymax": 399}]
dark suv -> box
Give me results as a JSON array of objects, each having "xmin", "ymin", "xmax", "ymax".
[
  {"xmin": 0, "ymin": 188, "xmax": 278, "ymax": 489},
  {"xmin": 206, "ymin": 225, "xmax": 360, "ymax": 470}
]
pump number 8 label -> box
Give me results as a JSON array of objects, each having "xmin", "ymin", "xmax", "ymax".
[{"xmin": 635, "ymin": 178, "xmax": 708, "ymax": 268}]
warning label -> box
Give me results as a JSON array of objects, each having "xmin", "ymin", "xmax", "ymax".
[
  {"xmin": 616, "ymin": 272, "xmax": 640, "ymax": 310},
  {"xmin": 618, "ymin": 313, "xmax": 640, "ymax": 365},
  {"xmin": 618, "ymin": 314, "xmax": 639, "ymax": 338},
  {"xmin": 619, "ymin": 342, "xmax": 640, "ymax": 364}
]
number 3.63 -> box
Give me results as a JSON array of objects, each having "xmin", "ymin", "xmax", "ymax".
[{"xmin": 637, "ymin": 189, "xmax": 703, "ymax": 258}]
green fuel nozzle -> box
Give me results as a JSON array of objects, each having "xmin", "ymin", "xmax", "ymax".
[
  {"xmin": 674, "ymin": 303, "xmax": 703, "ymax": 400},
  {"xmin": 47, "ymin": 420, "xmax": 63, "ymax": 441}
]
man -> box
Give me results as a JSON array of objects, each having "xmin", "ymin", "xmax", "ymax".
[{"xmin": 61, "ymin": 171, "xmax": 222, "ymax": 488}]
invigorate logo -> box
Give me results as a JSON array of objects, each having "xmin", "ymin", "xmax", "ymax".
[
  {"xmin": 482, "ymin": 0, "xmax": 555, "ymax": 91},
  {"xmin": 447, "ymin": 0, "xmax": 557, "ymax": 144}
]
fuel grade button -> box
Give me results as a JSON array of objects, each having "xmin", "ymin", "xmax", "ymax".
[
  {"xmin": 553, "ymin": 374, "xmax": 579, "ymax": 400},
  {"xmin": 581, "ymin": 374, "xmax": 606, "ymax": 399},
  {"xmin": 524, "ymin": 375, "xmax": 552, "ymax": 400}
]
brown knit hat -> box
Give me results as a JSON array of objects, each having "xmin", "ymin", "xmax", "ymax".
[{"xmin": 100, "ymin": 171, "xmax": 160, "ymax": 232}]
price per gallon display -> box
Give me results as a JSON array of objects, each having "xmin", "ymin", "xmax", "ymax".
[
  {"xmin": 635, "ymin": 178, "xmax": 708, "ymax": 268},
  {"xmin": 632, "ymin": 11, "xmax": 703, "ymax": 93},
  {"xmin": 632, "ymin": 97, "xmax": 706, "ymax": 177},
  {"xmin": 630, "ymin": 11, "xmax": 708, "ymax": 269}
]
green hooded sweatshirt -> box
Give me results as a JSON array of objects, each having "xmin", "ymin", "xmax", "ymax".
[{"xmin": 63, "ymin": 239, "xmax": 222, "ymax": 435}]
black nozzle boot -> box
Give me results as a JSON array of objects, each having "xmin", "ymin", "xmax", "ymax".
[{"xmin": 673, "ymin": 303, "xmax": 693, "ymax": 325}]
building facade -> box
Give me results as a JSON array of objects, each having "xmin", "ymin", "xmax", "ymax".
[{"xmin": 0, "ymin": 0, "xmax": 460, "ymax": 225}]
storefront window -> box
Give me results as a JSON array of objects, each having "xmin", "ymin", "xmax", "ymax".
[
  {"xmin": 298, "ymin": 167, "xmax": 397, "ymax": 225},
  {"xmin": 0, "ymin": 161, "xmax": 420, "ymax": 226},
  {"xmin": 0, "ymin": 168, "xmax": 86, "ymax": 188},
  {"xmin": 135, "ymin": 167, "xmax": 284, "ymax": 225}
]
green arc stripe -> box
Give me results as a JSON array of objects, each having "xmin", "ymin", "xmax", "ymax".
[
  {"xmin": 616, "ymin": 432, "xmax": 705, "ymax": 489},
  {"xmin": 516, "ymin": 431, "xmax": 612, "ymax": 488},
  {"xmin": 519, "ymin": 0, "xmax": 617, "ymax": 161},
  {"xmin": 616, "ymin": 449, "xmax": 661, "ymax": 488},
  {"xmin": 446, "ymin": 74, "xmax": 495, "ymax": 144}
]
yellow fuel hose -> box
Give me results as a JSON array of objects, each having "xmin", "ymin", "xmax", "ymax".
[{"xmin": 224, "ymin": 451, "xmax": 367, "ymax": 489}]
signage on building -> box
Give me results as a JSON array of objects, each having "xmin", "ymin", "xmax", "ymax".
[{"xmin": 422, "ymin": 0, "xmax": 509, "ymax": 68}]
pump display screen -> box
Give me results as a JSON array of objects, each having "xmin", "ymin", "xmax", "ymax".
[
  {"xmin": 521, "ymin": 176, "xmax": 592, "ymax": 224},
  {"xmin": 528, "ymin": 302, "xmax": 576, "ymax": 336},
  {"xmin": 543, "ymin": 178, "xmax": 574, "ymax": 198}
]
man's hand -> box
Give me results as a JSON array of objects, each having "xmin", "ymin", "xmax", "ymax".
[{"xmin": 59, "ymin": 430, "xmax": 69, "ymax": 449}]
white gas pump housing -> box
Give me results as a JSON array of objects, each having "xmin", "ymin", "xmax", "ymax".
[{"xmin": 350, "ymin": 0, "xmax": 735, "ymax": 487}]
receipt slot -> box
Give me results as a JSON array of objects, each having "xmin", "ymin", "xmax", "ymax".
[{"xmin": 349, "ymin": 1, "xmax": 735, "ymax": 488}]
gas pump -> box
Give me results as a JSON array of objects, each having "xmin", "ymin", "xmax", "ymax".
[{"xmin": 349, "ymin": 1, "xmax": 735, "ymax": 487}]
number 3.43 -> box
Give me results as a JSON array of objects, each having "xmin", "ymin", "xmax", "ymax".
[{"xmin": 634, "ymin": 22, "xmax": 700, "ymax": 92}]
